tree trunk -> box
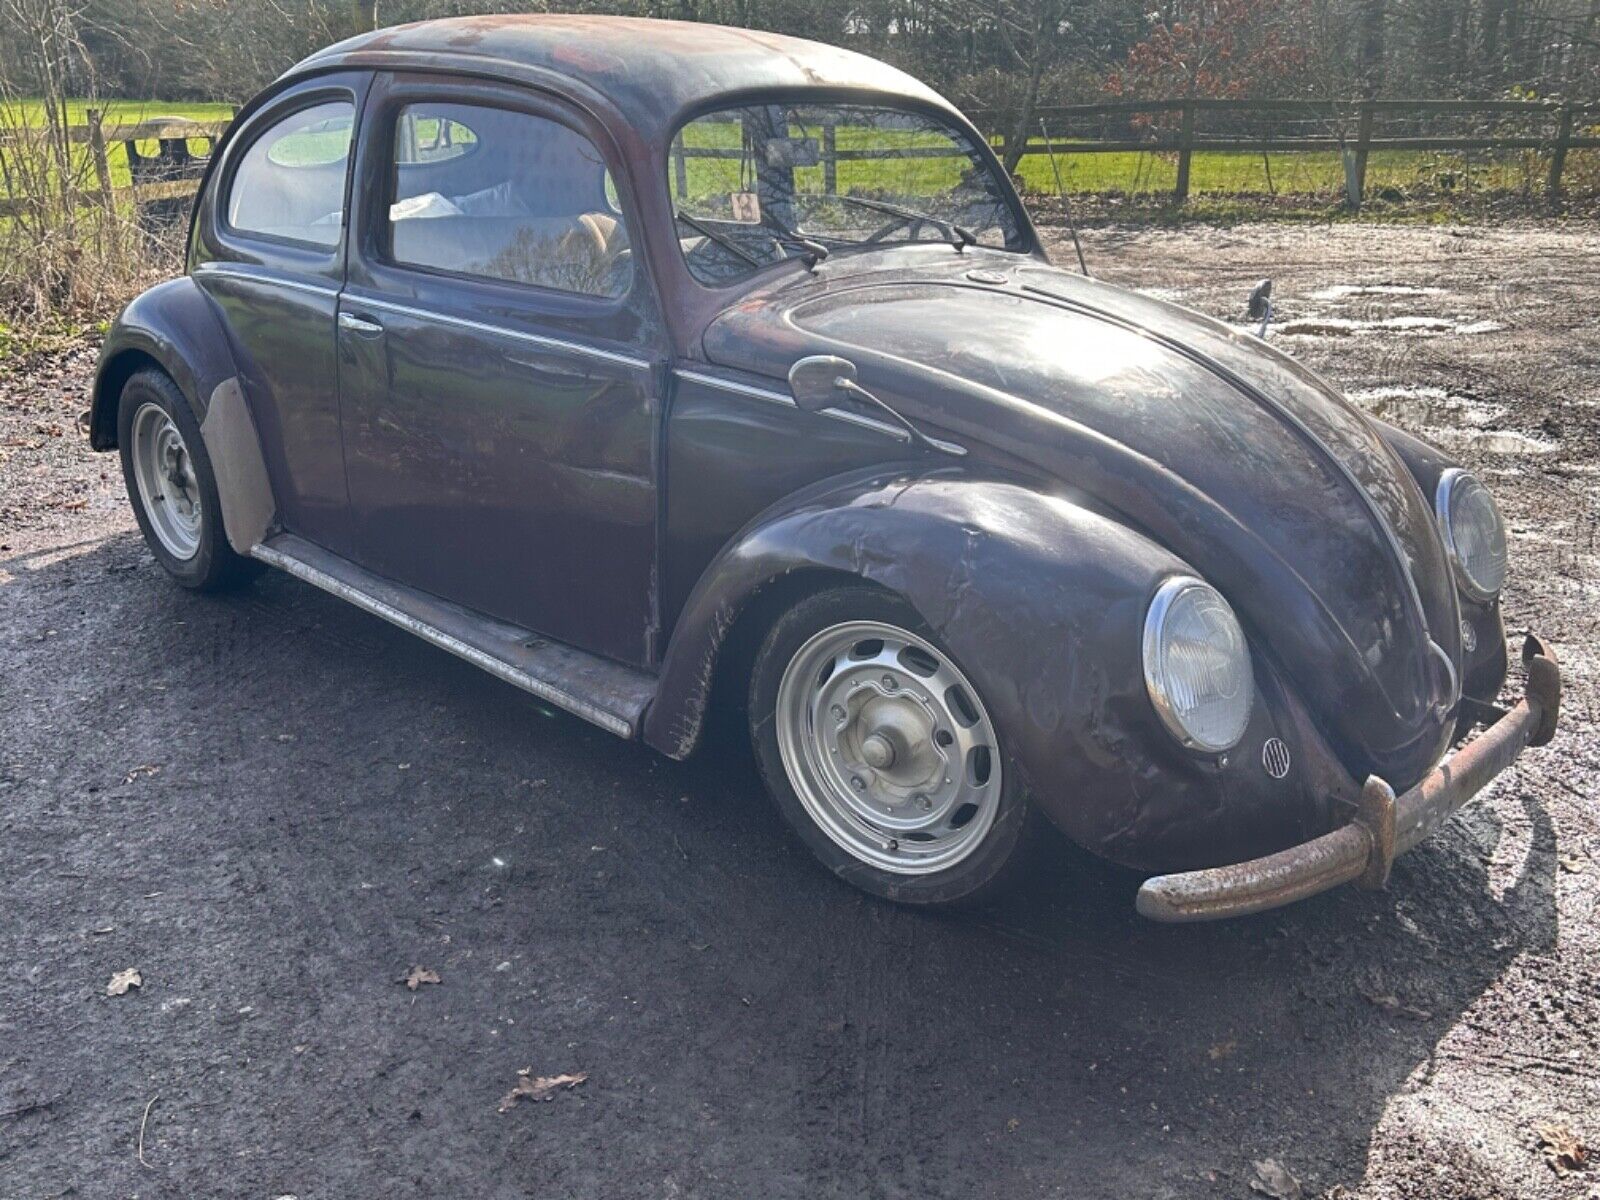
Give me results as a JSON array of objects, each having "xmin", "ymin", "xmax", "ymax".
[{"xmin": 352, "ymin": 0, "xmax": 377, "ymax": 35}]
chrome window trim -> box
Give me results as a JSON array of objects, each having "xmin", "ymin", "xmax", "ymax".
[
  {"xmin": 193, "ymin": 262, "xmax": 340, "ymax": 299},
  {"xmin": 354, "ymin": 296, "xmax": 651, "ymax": 372}
]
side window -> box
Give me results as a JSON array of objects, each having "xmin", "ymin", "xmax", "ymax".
[
  {"xmin": 226, "ymin": 100, "xmax": 354, "ymax": 247},
  {"xmin": 385, "ymin": 102, "xmax": 632, "ymax": 300}
]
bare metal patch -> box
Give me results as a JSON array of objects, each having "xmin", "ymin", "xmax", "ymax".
[{"xmin": 199, "ymin": 378, "xmax": 276, "ymax": 554}]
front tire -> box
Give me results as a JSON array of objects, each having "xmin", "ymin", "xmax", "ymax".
[
  {"xmin": 749, "ymin": 585, "xmax": 1038, "ymax": 906},
  {"xmin": 118, "ymin": 368, "xmax": 260, "ymax": 592}
]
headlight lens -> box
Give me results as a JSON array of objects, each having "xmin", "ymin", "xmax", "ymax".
[
  {"xmin": 1142, "ymin": 577, "xmax": 1253, "ymax": 753},
  {"xmin": 1435, "ymin": 468, "xmax": 1507, "ymax": 601}
]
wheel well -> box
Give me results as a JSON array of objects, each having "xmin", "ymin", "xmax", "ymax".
[
  {"xmin": 699, "ymin": 566, "xmax": 886, "ymax": 748},
  {"xmin": 90, "ymin": 349, "xmax": 164, "ymax": 451}
]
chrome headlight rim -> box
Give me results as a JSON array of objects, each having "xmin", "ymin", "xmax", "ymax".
[
  {"xmin": 1434, "ymin": 467, "xmax": 1507, "ymax": 603},
  {"xmin": 1141, "ymin": 575, "xmax": 1254, "ymax": 755}
]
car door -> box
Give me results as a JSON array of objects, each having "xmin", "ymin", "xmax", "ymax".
[
  {"xmin": 338, "ymin": 73, "xmax": 662, "ymax": 668},
  {"xmin": 190, "ymin": 73, "xmax": 369, "ymax": 555}
]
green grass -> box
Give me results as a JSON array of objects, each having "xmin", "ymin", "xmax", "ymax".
[{"xmin": 1010, "ymin": 146, "xmax": 1550, "ymax": 197}]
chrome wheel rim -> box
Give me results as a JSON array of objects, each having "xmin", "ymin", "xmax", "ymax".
[
  {"xmin": 775, "ymin": 620, "xmax": 1003, "ymax": 875},
  {"xmin": 130, "ymin": 402, "xmax": 202, "ymax": 560}
]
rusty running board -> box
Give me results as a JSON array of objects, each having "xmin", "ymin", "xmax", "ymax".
[
  {"xmin": 1137, "ymin": 634, "xmax": 1562, "ymax": 923},
  {"xmin": 251, "ymin": 534, "xmax": 657, "ymax": 739}
]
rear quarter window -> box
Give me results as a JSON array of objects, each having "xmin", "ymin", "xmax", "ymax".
[{"xmin": 226, "ymin": 100, "xmax": 355, "ymax": 246}]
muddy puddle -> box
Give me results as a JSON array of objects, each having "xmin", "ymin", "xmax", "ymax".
[{"xmin": 1344, "ymin": 386, "xmax": 1557, "ymax": 455}]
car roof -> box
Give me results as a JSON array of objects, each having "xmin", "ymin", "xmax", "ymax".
[{"xmin": 285, "ymin": 15, "xmax": 958, "ymax": 142}]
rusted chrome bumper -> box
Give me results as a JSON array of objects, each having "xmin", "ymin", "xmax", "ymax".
[{"xmin": 1137, "ymin": 634, "xmax": 1562, "ymax": 923}]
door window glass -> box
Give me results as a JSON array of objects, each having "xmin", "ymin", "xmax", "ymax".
[
  {"xmin": 226, "ymin": 100, "xmax": 354, "ymax": 246},
  {"xmin": 386, "ymin": 102, "xmax": 632, "ymax": 299}
]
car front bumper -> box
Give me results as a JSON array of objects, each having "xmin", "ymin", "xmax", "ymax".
[{"xmin": 1137, "ymin": 634, "xmax": 1562, "ymax": 923}]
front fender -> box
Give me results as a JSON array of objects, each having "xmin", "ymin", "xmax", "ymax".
[{"xmin": 644, "ymin": 468, "xmax": 1359, "ymax": 870}]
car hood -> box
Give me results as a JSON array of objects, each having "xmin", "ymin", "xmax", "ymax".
[{"xmin": 702, "ymin": 249, "xmax": 1464, "ymax": 786}]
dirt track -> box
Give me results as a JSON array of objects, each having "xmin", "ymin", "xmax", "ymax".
[{"xmin": 2, "ymin": 221, "xmax": 1597, "ymax": 1199}]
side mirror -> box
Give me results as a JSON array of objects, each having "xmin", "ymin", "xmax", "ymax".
[{"xmin": 788, "ymin": 355, "xmax": 857, "ymax": 413}]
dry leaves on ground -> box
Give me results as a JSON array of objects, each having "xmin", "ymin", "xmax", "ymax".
[
  {"xmin": 401, "ymin": 966, "xmax": 441, "ymax": 991},
  {"xmin": 1534, "ymin": 1122, "xmax": 1588, "ymax": 1176},
  {"xmin": 1249, "ymin": 1158, "xmax": 1303, "ymax": 1199},
  {"xmin": 122, "ymin": 765, "xmax": 160, "ymax": 785},
  {"xmin": 106, "ymin": 968, "xmax": 142, "ymax": 996},
  {"xmin": 499, "ymin": 1070, "xmax": 588, "ymax": 1113}
]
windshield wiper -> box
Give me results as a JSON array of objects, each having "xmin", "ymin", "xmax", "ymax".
[
  {"xmin": 823, "ymin": 194, "xmax": 975, "ymax": 251},
  {"xmin": 676, "ymin": 211, "xmax": 829, "ymax": 271},
  {"xmin": 675, "ymin": 209, "xmax": 762, "ymax": 267}
]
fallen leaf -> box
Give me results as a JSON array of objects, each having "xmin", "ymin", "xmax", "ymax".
[
  {"xmin": 1208, "ymin": 1039, "xmax": 1237, "ymax": 1061},
  {"xmin": 1362, "ymin": 990, "xmax": 1432, "ymax": 1020},
  {"xmin": 1559, "ymin": 854, "xmax": 1586, "ymax": 874},
  {"xmin": 499, "ymin": 1069, "xmax": 588, "ymax": 1113},
  {"xmin": 1534, "ymin": 1122, "xmax": 1588, "ymax": 1176},
  {"xmin": 1249, "ymin": 1158, "xmax": 1302, "ymax": 1200},
  {"xmin": 122, "ymin": 764, "xmax": 160, "ymax": 785},
  {"xmin": 107, "ymin": 968, "xmax": 142, "ymax": 996},
  {"xmin": 402, "ymin": 966, "xmax": 441, "ymax": 991}
]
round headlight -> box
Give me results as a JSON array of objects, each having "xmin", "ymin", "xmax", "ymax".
[
  {"xmin": 1142, "ymin": 577, "xmax": 1253, "ymax": 753},
  {"xmin": 1435, "ymin": 468, "xmax": 1507, "ymax": 601}
]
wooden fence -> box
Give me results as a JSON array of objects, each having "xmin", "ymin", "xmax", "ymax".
[
  {"xmin": 0, "ymin": 111, "xmax": 230, "ymax": 219},
  {"xmin": 6, "ymin": 98, "xmax": 1600, "ymax": 221},
  {"xmin": 968, "ymin": 98, "xmax": 1600, "ymax": 206}
]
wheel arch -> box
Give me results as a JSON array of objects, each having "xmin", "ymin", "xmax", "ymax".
[
  {"xmin": 88, "ymin": 277, "xmax": 238, "ymax": 451},
  {"xmin": 641, "ymin": 468, "xmax": 1188, "ymax": 780},
  {"xmin": 91, "ymin": 277, "xmax": 277, "ymax": 554}
]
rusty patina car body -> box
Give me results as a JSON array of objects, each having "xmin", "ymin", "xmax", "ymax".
[{"xmin": 88, "ymin": 15, "xmax": 1559, "ymax": 917}]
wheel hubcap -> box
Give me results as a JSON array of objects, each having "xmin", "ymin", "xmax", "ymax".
[
  {"xmin": 130, "ymin": 402, "xmax": 202, "ymax": 560},
  {"xmin": 775, "ymin": 620, "xmax": 1003, "ymax": 875}
]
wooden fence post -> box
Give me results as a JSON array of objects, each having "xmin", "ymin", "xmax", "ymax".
[
  {"xmin": 1173, "ymin": 101, "xmax": 1195, "ymax": 204},
  {"xmin": 672, "ymin": 138, "xmax": 688, "ymax": 200},
  {"xmin": 822, "ymin": 122, "xmax": 837, "ymax": 194},
  {"xmin": 1547, "ymin": 106, "xmax": 1573, "ymax": 201},
  {"xmin": 86, "ymin": 107, "xmax": 115, "ymax": 211},
  {"xmin": 1350, "ymin": 101, "xmax": 1375, "ymax": 209}
]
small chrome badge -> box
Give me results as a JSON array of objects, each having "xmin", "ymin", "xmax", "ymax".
[
  {"xmin": 965, "ymin": 268, "xmax": 1008, "ymax": 285},
  {"xmin": 1262, "ymin": 738, "xmax": 1292, "ymax": 780}
]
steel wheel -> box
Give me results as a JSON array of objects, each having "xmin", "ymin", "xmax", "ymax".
[
  {"xmin": 129, "ymin": 401, "xmax": 203, "ymax": 561},
  {"xmin": 774, "ymin": 619, "xmax": 1004, "ymax": 875}
]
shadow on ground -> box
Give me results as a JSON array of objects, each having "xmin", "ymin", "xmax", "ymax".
[{"xmin": 0, "ymin": 532, "xmax": 1559, "ymax": 1199}]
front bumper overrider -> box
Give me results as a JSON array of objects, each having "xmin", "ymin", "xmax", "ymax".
[{"xmin": 1137, "ymin": 634, "xmax": 1562, "ymax": 922}]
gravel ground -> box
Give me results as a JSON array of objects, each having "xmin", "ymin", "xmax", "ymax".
[{"xmin": 1, "ymin": 221, "xmax": 1597, "ymax": 1200}]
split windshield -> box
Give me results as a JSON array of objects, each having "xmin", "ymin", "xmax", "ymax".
[{"xmin": 669, "ymin": 101, "xmax": 1023, "ymax": 285}]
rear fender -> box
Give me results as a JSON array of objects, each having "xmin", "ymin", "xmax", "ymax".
[{"xmin": 89, "ymin": 276, "xmax": 276, "ymax": 553}]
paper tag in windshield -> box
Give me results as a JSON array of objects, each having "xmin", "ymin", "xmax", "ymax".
[{"xmin": 730, "ymin": 191, "xmax": 760, "ymax": 223}]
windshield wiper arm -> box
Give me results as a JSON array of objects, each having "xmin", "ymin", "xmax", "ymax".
[
  {"xmin": 824, "ymin": 194, "xmax": 975, "ymax": 251},
  {"xmin": 675, "ymin": 210, "xmax": 762, "ymax": 267}
]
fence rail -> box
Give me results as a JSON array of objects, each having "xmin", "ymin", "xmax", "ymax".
[
  {"xmin": 0, "ymin": 112, "xmax": 229, "ymax": 219},
  {"xmin": 969, "ymin": 97, "xmax": 1600, "ymax": 204}
]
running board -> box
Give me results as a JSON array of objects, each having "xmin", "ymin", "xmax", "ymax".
[{"xmin": 250, "ymin": 533, "xmax": 655, "ymax": 739}]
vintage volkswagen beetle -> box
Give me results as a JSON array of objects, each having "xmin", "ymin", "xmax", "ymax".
[{"xmin": 87, "ymin": 15, "xmax": 1560, "ymax": 918}]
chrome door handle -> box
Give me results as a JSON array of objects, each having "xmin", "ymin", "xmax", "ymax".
[{"xmin": 338, "ymin": 312, "xmax": 384, "ymax": 336}]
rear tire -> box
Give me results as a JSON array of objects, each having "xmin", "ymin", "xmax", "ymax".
[
  {"xmin": 118, "ymin": 368, "xmax": 260, "ymax": 592},
  {"xmin": 749, "ymin": 584, "xmax": 1040, "ymax": 906}
]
